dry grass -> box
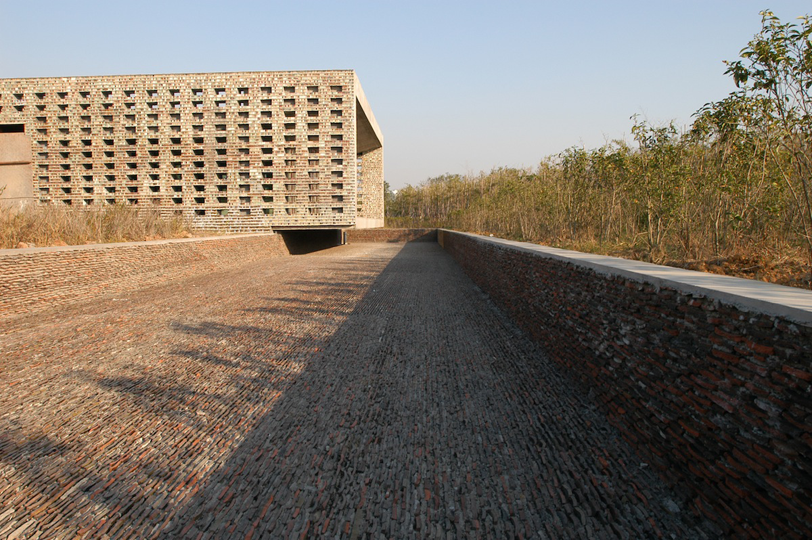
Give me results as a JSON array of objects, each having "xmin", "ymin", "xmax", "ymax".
[
  {"xmin": 665, "ymin": 251, "xmax": 812, "ymax": 290},
  {"xmin": 513, "ymin": 232, "xmax": 812, "ymax": 290},
  {"xmin": 0, "ymin": 203, "xmax": 191, "ymax": 249}
]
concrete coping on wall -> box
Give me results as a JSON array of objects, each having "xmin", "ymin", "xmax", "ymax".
[
  {"xmin": 0, "ymin": 232, "xmax": 277, "ymax": 258},
  {"xmin": 442, "ymin": 230, "xmax": 812, "ymax": 325}
]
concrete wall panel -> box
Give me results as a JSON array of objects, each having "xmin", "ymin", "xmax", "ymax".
[{"xmin": 0, "ymin": 131, "xmax": 34, "ymax": 205}]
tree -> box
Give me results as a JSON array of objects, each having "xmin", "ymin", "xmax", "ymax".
[
  {"xmin": 383, "ymin": 181, "xmax": 396, "ymax": 212},
  {"xmin": 724, "ymin": 10, "xmax": 812, "ymax": 262}
]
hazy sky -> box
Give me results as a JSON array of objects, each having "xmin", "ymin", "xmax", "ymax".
[{"xmin": 1, "ymin": 1, "xmax": 809, "ymax": 189}]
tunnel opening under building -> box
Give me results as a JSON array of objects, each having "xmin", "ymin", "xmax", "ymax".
[{"xmin": 278, "ymin": 229, "xmax": 343, "ymax": 254}]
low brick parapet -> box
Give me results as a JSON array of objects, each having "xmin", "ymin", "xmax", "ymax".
[
  {"xmin": 0, "ymin": 233, "xmax": 288, "ymax": 321},
  {"xmin": 347, "ymin": 228, "xmax": 437, "ymax": 243},
  {"xmin": 439, "ymin": 229, "xmax": 812, "ymax": 538}
]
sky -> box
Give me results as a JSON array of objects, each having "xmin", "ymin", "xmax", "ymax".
[{"xmin": 1, "ymin": 1, "xmax": 810, "ymax": 189}]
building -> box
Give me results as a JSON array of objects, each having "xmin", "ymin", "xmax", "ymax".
[{"xmin": 0, "ymin": 70, "xmax": 384, "ymax": 231}]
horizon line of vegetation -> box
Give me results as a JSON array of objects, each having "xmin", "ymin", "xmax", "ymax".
[{"xmin": 386, "ymin": 10, "xmax": 812, "ymax": 286}]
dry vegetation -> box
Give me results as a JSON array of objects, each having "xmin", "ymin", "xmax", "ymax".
[
  {"xmin": 387, "ymin": 11, "xmax": 812, "ymax": 289},
  {"xmin": 0, "ymin": 203, "xmax": 191, "ymax": 249}
]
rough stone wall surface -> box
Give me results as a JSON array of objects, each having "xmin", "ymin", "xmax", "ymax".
[
  {"xmin": 439, "ymin": 229, "xmax": 812, "ymax": 539},
  {"xmin": 347, "ymin": 228, "xmax": 436, "ymax": 243},
  {"xmin": 0, "ymin": 233, "xmax": 288, "ymax": 321},
  {"xmin": 0, "ymin": 70, "xmax": 379, "ymax": 231},
  {"xmin": 357, "ymin": 145, "xmax": 384, "ymax": 223}
]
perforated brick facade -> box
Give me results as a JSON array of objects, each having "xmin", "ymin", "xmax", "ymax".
[{"xmin": 0, "ymin": 70, "xmax": 384, "ymax": 231}]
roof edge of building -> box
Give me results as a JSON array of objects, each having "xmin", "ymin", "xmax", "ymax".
[
  {"xmin": 353, "ymin": 72, "xmax": 383, "ymax": 151},
  {"xmin": 0, "ymin": 69, "xmax": 357, "ymax": 83}
]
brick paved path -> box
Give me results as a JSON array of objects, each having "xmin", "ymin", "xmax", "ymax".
[{"xmin": 0, "ymin": 242, "xmax": 718, "ymax": 539}]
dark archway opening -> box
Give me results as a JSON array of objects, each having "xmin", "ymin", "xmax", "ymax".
[{"xmin": 278, "ymin": 229, "xmax": 343, "ymax": 255}]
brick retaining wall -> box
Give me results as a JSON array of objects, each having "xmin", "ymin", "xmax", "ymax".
[
  {"xmin": 347, "ymin": 228, "xmax": 436, "ymax": 243},
  {"xmin": 439, "ymin": 229, "xmax": 812, "ymax": 539},
  {"xmin": 0, "ymin": 233, "xmax": 288, "ymax": 321}
]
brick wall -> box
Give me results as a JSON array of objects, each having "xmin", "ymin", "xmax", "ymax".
[
  {"xmin": 347, "ymin": 228, "xmax": 436, "ymax": 243},
  {"xmin": 439, "ymin": 229, "xmax": 812, "ymax": 539},
  {"xmin": 357, "ymin": 146, "xmax": 384, "ymax": 225},
  {"xmin": 0, "ymin": 233, "xmax": 288, "ymax": 321}
]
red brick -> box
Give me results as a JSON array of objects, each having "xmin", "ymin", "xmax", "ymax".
[
  {"xmin": 715, "ymin": 326, "xmax": 744, "ymax": 342},
  {"xmin": 711, "ymin": 348, "xmax": 741, "ymax": 364},
  {"xmin": 746, "ymin": 340, "xmax": 775, "ymax": 356},
  {"xmin": 782, "ymin": 365, "xmax": 812, "ymax": 382},
  {"xmin": 764, "ymin": 476, "xmax": 795, "ymax": 499}
]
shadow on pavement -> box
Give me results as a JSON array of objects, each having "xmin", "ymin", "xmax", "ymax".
[{"xmin": 0, "ymin": 242, "xmax": 718, "ymax": 539}]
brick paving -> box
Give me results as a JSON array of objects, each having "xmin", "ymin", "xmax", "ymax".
[{"xmin": 0, "ymin": 242, "xmax": 719, "ymax": 539}]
